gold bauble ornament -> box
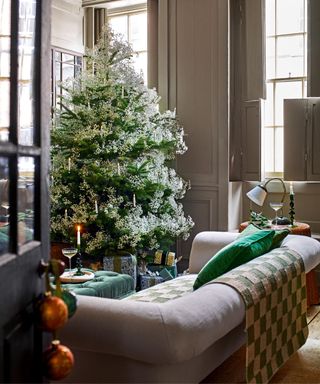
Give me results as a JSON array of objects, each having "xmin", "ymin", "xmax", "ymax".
[
  {"xmin": 37, "ymin": 292, "xmax": 68, "ymax": 332},
  {"xmin": 43, "ymin": 340, "xmax": 74, "ymax": 380}
]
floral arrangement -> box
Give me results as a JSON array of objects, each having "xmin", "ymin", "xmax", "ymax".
[
  {"xmin": 249, "ymin": 211, "xmax": 270, "ymax": 228},
  {"xmin": 51, "ymin": 27, "xmax": 194, "ymax": 257}
]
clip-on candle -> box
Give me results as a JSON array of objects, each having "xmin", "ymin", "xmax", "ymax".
[{"xmin": 74, "ymin": 225, "xmax": 84, "ymax": 276}]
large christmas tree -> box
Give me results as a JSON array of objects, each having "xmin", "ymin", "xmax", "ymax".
[{"xmin": 51, "ymin": 28, "xmax": 194, "ymax": 258}]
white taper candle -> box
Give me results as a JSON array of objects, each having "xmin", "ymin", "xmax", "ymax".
[
  {"xmin": 77, "ymin": 225, "xmax": 81, "ymax": 247},
  {"xmin": 290, "ymin": 182, "xmax": 294, "ymax": 195}
]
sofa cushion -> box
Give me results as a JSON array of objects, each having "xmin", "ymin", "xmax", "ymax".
[
  {"xmin": 238, "ymin": 223, "xmax": 290, "ymax": 249},
  {"xmin": 193, "ymin": 230, "xmax": 275, "ymax": 290}
]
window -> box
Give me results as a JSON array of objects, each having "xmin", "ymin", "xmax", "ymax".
[
  {"xmin": 0, "ymin": 0, "xmax": 10, "ymax": 142},
  {"xmin": 18, "ymin": 0, "xmax": 37, "ymax": 146},
  {"xmin": 107, "ymin": 2, "xmax": 147, "ymax": 84},
  {"xmin": 51, "ymin": 48, "xmax": 82, "ymax": 112},
  {"xmin": 264, "ymin": 0, "xmax": 307, "ymax": 177}
]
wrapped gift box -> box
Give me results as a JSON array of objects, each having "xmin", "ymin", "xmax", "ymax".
[
  {"xmin": 140, "ymin": 274, "xmax": 164, "ymax": 290},
  {"xmin": 103, "ymin": 254, "xmax": 137, "ymax": 288},
  {"xmin": 147, "ymin": 264, "xmax": 177, "ymax": 278},
  {"xmin": 153, "ymin": 250, "xmax": 176, "ymax": 266}
]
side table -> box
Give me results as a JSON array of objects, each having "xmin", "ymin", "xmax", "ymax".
[{"xmin": 239, "ymin": 221, "xmax": 319, "ymax": 306}]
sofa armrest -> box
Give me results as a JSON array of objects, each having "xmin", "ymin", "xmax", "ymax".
[
  {"xmin": 189, "ymin": 231, "xmax": 238, "ymax": 273},
  {"xmin": 60, "ymin": 281, "xmax": 245, "ymax": 364}
]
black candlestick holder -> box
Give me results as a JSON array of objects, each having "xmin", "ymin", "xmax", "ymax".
[
  {"xmin": 73, "ymin": 251, "xmax": 85, "ymax": 276},
  {"xmin": 289, "ymin": 194, "xmax": 295, "ymax": 226}
]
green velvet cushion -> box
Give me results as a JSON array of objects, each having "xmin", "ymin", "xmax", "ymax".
[
  {"xmin": 193, "ymin": 230, "xmax": 275, "ymax": 290},
  {"xmin": 238, "ymin": 223, "xmax": 290, "ymax": 250},
  {"xmin": 60, "ymin": 270, "xmax": 135, "ymax": 299}
]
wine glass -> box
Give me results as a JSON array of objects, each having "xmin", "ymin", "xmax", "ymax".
[
  {"xmin": 62, "ymin": 247, "xmax": 78, "ymax": 276},
  {"xmin": 1, "ymin": 200, "xmax": 9, "ymax": 217},
  {"xmin": 269, "ymin": 202, "xmax": 284, "ymax": 227}
]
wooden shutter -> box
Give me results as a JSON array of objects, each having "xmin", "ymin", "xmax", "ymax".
[
  {"xmin": 244, "ymin": 0, "xmax": 266, "ymax": 101},
  {"xmin": 241, "ymin": 100, "xmax": 262, "ymax": 181},
  {"xmin": 284, "ymin": 98, "xmax": 320, "ymax": 181},
  {"xmin": 308, "ymin": 0, "xmax": 320, "ymax": 97},
  {"xmin": 307, "ymin": 98, "xmax": 320, "ymax": 180},
  {"xmin": 284, "ymin": 99, "xmax": 308, "ymax": 181},
  {"xmin": 229, "ymin": 0, "xmax": 265, "ymax": 181}
]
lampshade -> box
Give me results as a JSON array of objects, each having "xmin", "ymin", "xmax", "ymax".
[{"xmin": 246, "ymin": 185, "xmax": 267, "ymax": 206}]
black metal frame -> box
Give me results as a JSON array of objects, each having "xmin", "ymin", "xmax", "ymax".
[{"xmin": 0, "ymin": 0, "xmax": 43, "ymax": 257}]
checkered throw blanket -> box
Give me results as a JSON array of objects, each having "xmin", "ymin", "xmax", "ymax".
[
  {"xmin": 123, "ymin": 275, "xmax": 195, "ymax": 303},
  {"xmin": 212, "ymin": 246, "xmax": 308, "ymax": 384}
]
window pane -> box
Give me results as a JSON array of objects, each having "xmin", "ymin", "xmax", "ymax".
[
  {"xmin": 0, "ymin": 37, "xmax": 10, "ymax": 77},
  {"xmin": 109, "ymin": 15, "xmax": 128, "ymax": 40},
  {"xmin": 304, "ymin": 34, "xmax": 307, "ymax": 77},
  {"xmin": 303, "ymin": 80, "xmax": 307, "ymax": 97},
  {"xmin": 108, "ymin": 10, "xmax": 147, "ymax": 85},
  {"xmin": 264, "ymin": 128, "xmax": 274, "ymax": 172},
  {"xmin": 129, "ymin": 13, "xmax": 147, "ymax": 51},
  {"xmin": 55, "ymin": 50, "xmax": 62, "ymax": 61},
  {"xmin": 75, "ymin": 64, "xmax": 81, "ymax": 77},
  {"xmin": 0, "ymin": 0, "xmax": 10, "ymax": 142},
  {"xmin": 76, "ymin": 56, "xmax": 82, "ymax": 66},
  {"xmin": 0, "ymin": 0, "xmax": 11, "ymax": 35},
  {"xmin": 275, "ymin": 81, "xmax": 302, "ymax": 125},
  {"xmin": 0, "ymin": 81, "xmax": 10, "ymax": 141},
  {"xmin": 62, "ymin": 53, "xmax": 75, "ymax": 65},
  {"xmin": 276, "ymin": 35, "xmax": 304, "ymax": 78},
  {"xmin": 55, "ymin": 61, "xmax": 61, "ymax": 81},
  {"xmin": 266, "ymin": 37, "xmax": 275, "ymax": 79},
  {"xmin": 132, "ymin": 51, "xmax": 147, "ymax": 84},
  {"xmin": 62, "ymin": 63, "xmax": 75, "ymax": 81},
  {"xmin": 264, "ymin": 83, "xmax": 274, "ymax": 126},
  {"xmin": 18, "ymin": 157, "xmax": 34, "ymax": 246},
  {"xmin": 266, "ymin": 0, "xmax": 275, "ymax": 36},
  {"xmin": 274, "ymin": 127, "xmax": 284, "ymax": 172},
  {"xmin": 18, "ymin": 0, "xmax": 36, "ymax": 146},
  {"xmin": 0, "ymin": 157, "xmax": 9, "ymax": 255},
  {"xmin": 276, "ymin": 0, "xmax": 305, "ymax": 34}
]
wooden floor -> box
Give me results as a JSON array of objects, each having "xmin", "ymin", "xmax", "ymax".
[{"xmin": 202, "ymin": 306, "xmax": 320, "ymax": 383}]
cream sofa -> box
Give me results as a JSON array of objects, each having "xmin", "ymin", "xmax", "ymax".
[{"xmin": 60, "ymin": 232, "xmax": 320, "ymax": 383}]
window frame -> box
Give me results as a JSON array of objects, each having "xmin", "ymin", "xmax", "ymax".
[
  {"xmin": 51, "ymin": 46, "xmax": 83, "ymax": 114},
  {"xmin": 264, "ymin": 0, "xmax": 307, "ymax": 178},
  {"xmin": 107, "ymin": 2, "xmax": 147, "ymax": 83}
]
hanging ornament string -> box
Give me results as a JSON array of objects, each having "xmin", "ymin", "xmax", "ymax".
[{"xmin": 37, "ymin": 259, "xmax": 77, "ymax": 381}]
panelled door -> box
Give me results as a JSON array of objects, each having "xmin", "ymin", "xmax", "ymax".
[{"xmin": 0, "ymin": 0, "xmax": 50, "ymax": 382}]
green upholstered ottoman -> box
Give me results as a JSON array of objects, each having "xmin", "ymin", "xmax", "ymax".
[{"xmin": 61, "ymin": 271, "xmax": 135, "ymax": 299}]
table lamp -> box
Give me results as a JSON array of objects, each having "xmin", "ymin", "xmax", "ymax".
[{"xmin": 246, "ymin": 178, "xmax": 291, "ymax": 225}]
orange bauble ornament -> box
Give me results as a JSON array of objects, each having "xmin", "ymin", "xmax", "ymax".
[
  {"xmin": 43, "ymin": 340, "xmax": 74, "ymax": 380},
  {"xmin": 37, "ymin": 293, "xmax": 68, "ymax": 332}
]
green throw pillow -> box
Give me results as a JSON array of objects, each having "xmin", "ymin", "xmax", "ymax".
[
  {"xmin": 238, "ymin": 223, "xmax": 290, "ymax": 250},
  {"xmin": 193, "ymin": 230, "xmax": 275, "ymax": 290}
]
